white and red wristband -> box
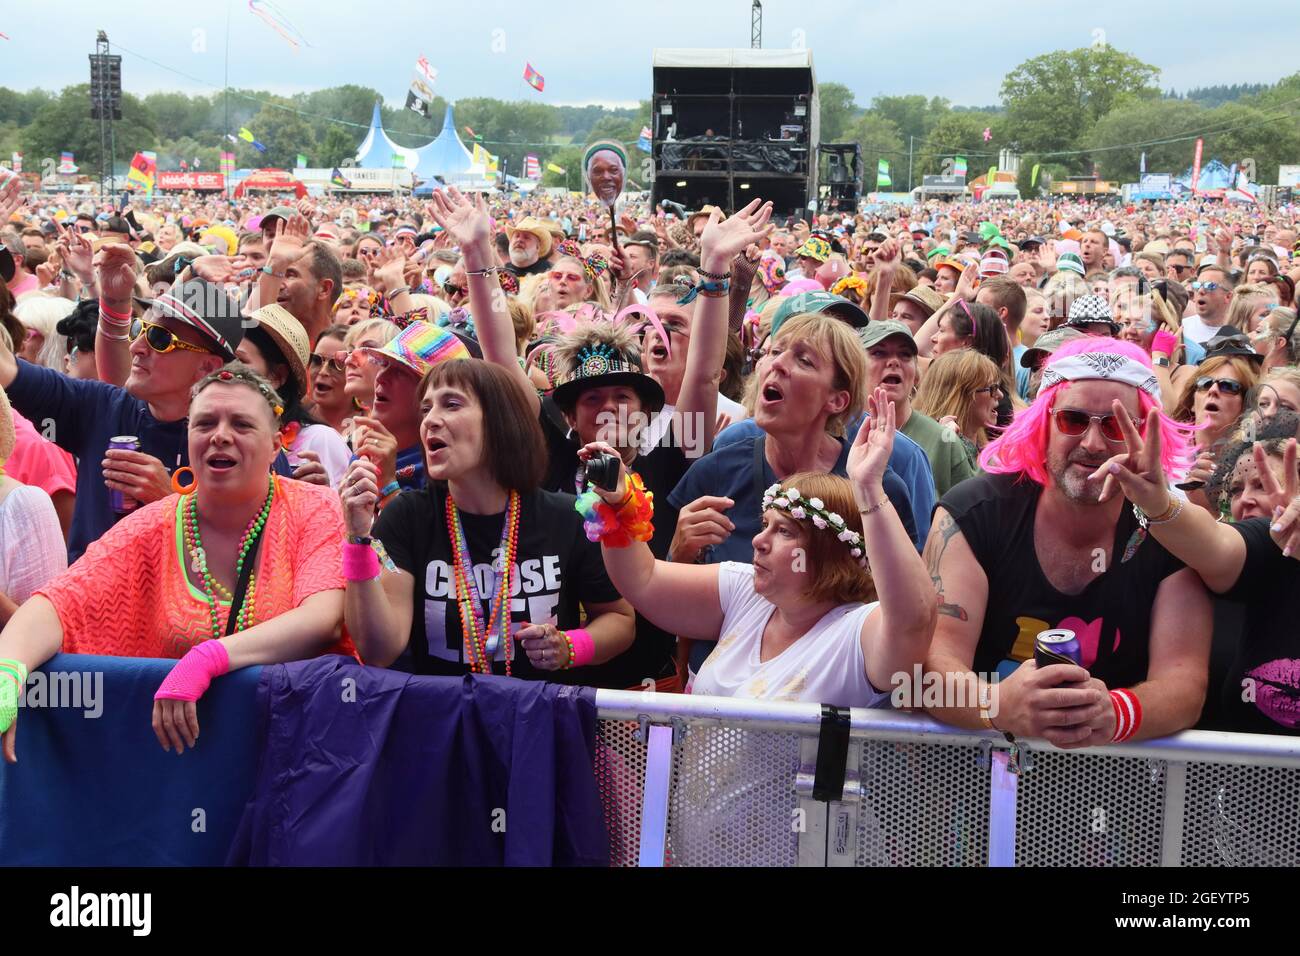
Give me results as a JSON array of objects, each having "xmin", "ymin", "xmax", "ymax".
[{"xmin": 1109, "ymin": 688, "xmax": 1142, "ymax": 743}]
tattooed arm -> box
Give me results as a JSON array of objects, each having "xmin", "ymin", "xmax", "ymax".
[{"xmin": 922, "ymin": 506, "xmax": 1113, "ymax": 746}]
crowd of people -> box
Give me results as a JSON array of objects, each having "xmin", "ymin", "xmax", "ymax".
[{"xmin": 1, "ymin": 159, "xmax": 1299, "ymax": 765}]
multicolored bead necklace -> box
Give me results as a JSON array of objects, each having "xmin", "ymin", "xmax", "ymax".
[
  {"xmin": 444, "ymin": 489, "xmax": 521, "ymax": 676},
  {"xmin": 183, "ymin": 474, "xmax": 277, "ymax": 639}
]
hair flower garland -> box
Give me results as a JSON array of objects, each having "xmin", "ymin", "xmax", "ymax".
[{"xmin": 761, "ymin": 482, "xmax": 866, "ymax": 567}]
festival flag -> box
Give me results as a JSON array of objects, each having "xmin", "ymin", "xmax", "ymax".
[
  {"xmin": 876, "ymin": 158, "xmax": 892, "ymax": 189},
  {"xmin": 1031, "ymin": 163, "xmax": 1041, "ymax": 187},
  {"xmin": 238, "ymin": 127, "xmax": 256, "ymax": 143},
  {"xmin": 406, "ymin": 56, "xmax": 438, "ymax": 117},
  {"xmin": 1139, "ymin": 151, "xmax": 1146, "ymax": 174},
  {"xmin": 464, "ymin": 126, "xmax": 481, "ymax": 141},
  {"xmin": 295, "ymin": 153, "xmax": 307, "ymax": 168},
  {"xmin": 330, "ymin": 167, "xmax": 350, "ymax": 188},
  {"xmin": 126, "ymin": 150, "xmax": 157, "ymax": 197},
  {"xmin": 637, "ymin": 126, "xmax": 652, "ymax": 152},
  {"xmin": 523, "ymin": 62, "xmax": 545, "ymax": 92},
  {"xmin": 1191, "ymin": 138, "xmax": 1204, "ymax": 194},
  {"xmin": 986, "ymin": 166, "xmax": 998, "ymax": 190},
  {"xmin": 546, "ymin": 162, "xmax": 567, "ymax": 175},
  {"xmin": 58, "ymin": 151, "xmax": 78, "ymax": 175},
  {"xmin": 219, "ymin": 151, "xmax": 236, "ymax": 176},
  {"xmin": 180, "ymin": 159, "xmax": 189, "ymax": 171},
  {"xmin": 982, "ymin": 127, "xmax": 992, "ymax": 142},
  {"xmin": 10, "ymin": 153, "xmax": 21, "ymax": 173},
  {"xmin": 952, "ymin": 155, "xmax": 967, "ymax": 177},
  {"xmin": 524, "ymin": 154, "xmax": 541, "ymax": 179}
]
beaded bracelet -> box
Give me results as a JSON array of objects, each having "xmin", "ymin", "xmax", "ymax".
[
  {"xmin": 575, "ymin": 471, "xmax": 654, "ymax": 547},
  {"xmin": 559, "ymin": 631, "xmax": 576, "ymax": 669},
  {"xmin": 697, "ymin": 267, "xmax": 732, "ymax": 282}
]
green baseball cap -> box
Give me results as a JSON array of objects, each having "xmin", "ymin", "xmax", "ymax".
[
  {"xmin": 770, "ymin": 291, "xmax": 870, "ymax": 338},
  {"xmin": 858, "ymin": 319, "xmax": 918, "ymax": 354}
]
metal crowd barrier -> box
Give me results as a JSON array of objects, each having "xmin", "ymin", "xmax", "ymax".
[{"xmin": 592, "ymin": 690, "xmax": 1300, "ymax": 867}]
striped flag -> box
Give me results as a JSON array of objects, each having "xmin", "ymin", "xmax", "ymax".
[
  {"xmin": 524, "ymin": 154, "xmax": 541, "ymax": 179},
  {"xmin": 637, "ymin": 126, "xmax": 652, "ymax": 152},
  {"xmin": 126, "ymin": 150, "xmax": 157, "ymax": 197},
  {"xmin": 330, "ymin": 167, "xmax": 350, "ymax": 188},
  {"xmin": 953, "ymin": 155, "xmax": 967, "ymax": 177},
  {"xmin": 219, "ymin": 151, "xmax": 236, "ymax": 176},
  {"xmin": 296, "ymin": 153, "xmax": 308, "ymax": 168},
  {"xmin": 523, "ymin": 62, "xmax": 545, "ymax": 92}
]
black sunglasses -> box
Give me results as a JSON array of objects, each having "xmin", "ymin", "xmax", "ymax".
[{"xmin": 1194, "ymin": 377, "xmax": 1246, "ymax": 395}]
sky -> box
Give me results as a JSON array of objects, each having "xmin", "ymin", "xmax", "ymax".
[{"xmin": 1, "ymin": 1, "xmax": 1295, "ymax": 109}]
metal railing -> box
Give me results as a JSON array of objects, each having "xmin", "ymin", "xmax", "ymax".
[{"xmin": 592, "ymin": 690, "xmax": 1300, "ymax": 867}]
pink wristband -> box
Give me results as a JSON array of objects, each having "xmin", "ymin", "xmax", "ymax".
[
  {"xmin": 343, "ymin": 541, "xmax": 381, "ymax": 581},
  {"xmin": 154, "ymin": 640, "xmax": 230, "ymax": 702},
  {"xmin": 1151, "ymin": 330, "xmax": 1177, "ymax": 357},
  {"xmin": 99, "ymin": 299, "xmax": 132, "ymax": 323},
  {"xmin": 568, "ymin": 628, "xmax": 595, "ymax": 667}
]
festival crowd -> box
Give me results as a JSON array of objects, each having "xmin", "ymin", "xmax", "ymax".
[{"xmin": 2, "ymin": 140, "xmax": 1300, "ymax": 763}]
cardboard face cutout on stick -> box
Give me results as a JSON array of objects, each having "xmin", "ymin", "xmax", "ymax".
[{"xmin": 584, "ymin": 140, "xmax": 627, "ymax": 208}]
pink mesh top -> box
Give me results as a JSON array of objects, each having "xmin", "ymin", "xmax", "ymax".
[{"xmin": 40, "ymin": 478, "xmax": 353, "ymax": 659}]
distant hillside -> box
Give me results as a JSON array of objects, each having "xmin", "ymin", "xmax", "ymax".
[{"xmin": 1164, "ymin": 83, "xmax": 1271, "ymax": 108}]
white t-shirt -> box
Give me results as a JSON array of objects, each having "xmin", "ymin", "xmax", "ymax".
[
  {"xmin": 691, "ymin": 562, "xmax": 889, "ymax": 707},
  {"xmin": 1179, "ymin": 313, "xmax": 1224, "ymax": 346},
  {"xmin": 289, "ymin": 422, "xmax": 353, "ymax": 489},
  {"xmin": 0, "ymin": 483, "xmax": 67, "ymax": 604}
]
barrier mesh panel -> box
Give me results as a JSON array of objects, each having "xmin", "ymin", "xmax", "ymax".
[
  {"xmin": 1181, "ymin": 761, "xmax": 1300, "ymax": 866},
  {"xmin": 666, "ymin": 726, "xmax": 802, "ymax": 867},
  {"xmin": 855, "ymin": 739, "xmax": 990, "ymax": 866},
  {"xmin": 594, "ymin": 719, "xmax": 647, "ymax": 868},
  {"xmin": 1015, "ymin": 751, "xmax": 1166, "ymax": 866}
]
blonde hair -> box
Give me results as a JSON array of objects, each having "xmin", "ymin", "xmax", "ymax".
[
  {"xmin": 771, "ymin": 312, "xmax": 867, "ymax": 437},
  {"xmin": 1224, "ymin": 282, "xmax": 1273, "ymax": 333},
  {"xmin": 1259, "ymin": 366, "xmax": 1300, "ymax": 405},
  {"xmin": 406, "ymin": 293, "xmax": 451, "ymax": 322},
  {"xmin": 1258, "ymin": 308, "xmax": 1300, "ymax": 363},
  {"xmin": 553, "ymin": 254, "xmax": 612, "ymax": 311},
  {"xmin": 344, "ymin": 318, "xmax": 401, "ymax": 351},
  {"xmin": 14, "ymin": 295, "xmax": 76, "ymax": 371},
  {"xmin": 913, "ymin": 348, "xmax": 1001, "ymax": 447}
]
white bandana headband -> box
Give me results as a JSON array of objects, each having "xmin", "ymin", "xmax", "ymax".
[{"xmin": 1039, "ymin": 352, "xmax": 1161, "ymax": 400}]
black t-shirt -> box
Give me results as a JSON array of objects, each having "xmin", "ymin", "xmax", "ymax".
[
  {"xmin": 940, "ymin": 472, "xmax": 1186, "ymax": 688},
  {"xmin": 538, "ymin": 400, "xmax": 688, "ymax": 685},
  {"xmin": 504, "ymin": 257, "xmax": 553, "ymax": 279},
  {"xmin": 371, "ymin": 484, "xmax": 621, "ymax": 682},
  {"xmin": 1216, "ymin": 518, "xmax": 1300, "ymax": 735}
]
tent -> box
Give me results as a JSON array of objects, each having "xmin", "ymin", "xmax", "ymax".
[
  {"xmin": 412, "ymin": 105, "xmax": 488, "ymax": 194},
  {"xmin": 232, "ymin": 168, "xmax": 307, "ymax": 199},
  {"xmin": 354, "ymin": 101, "xmax": 421, "ymax": 171}
]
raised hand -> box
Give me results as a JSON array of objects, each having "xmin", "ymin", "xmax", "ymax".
[
  {"xmin": 370, "ymin": 246, "xmax": 408, "ymax": 294},
  {"xmin": 1090, "ymin": 402, "xmax": 1167, "ymax": 513},
  {"xmin": 848, "ymin": 386, "xmax": 896, "ymax": 497},
  {"xmin": 95, "ymin": 243, "xmax": 140, "ymax": 303},
  {"xmin": 698, "ymin": 198, "xmax": 775, "ymax": 272},
  {"xmin": 873, "ymin": 238, "xmax": 902, "ymax": 273},
  {"xmin": 427, "ymin": 187, "xmax": 492, "ymax": 251},
  {"xmin": 0, "ymin": 173, "xmax": 24, "ymax": 222},
  {"xmin": 339, "ymin": 457, "xmax": 380, "ymax": 537},
  {"xmin": 954, "ymin": 262, "xmax": 979, "ymax": 301},
  {"xmin": 1264, "ymin": 439, "xmax": 1300, "ymax": 558},
  {"xmin": 60, "ymin": 224, "xmax": 94, "ymax": 283}
]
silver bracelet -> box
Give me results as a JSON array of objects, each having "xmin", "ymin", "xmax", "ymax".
[
  {"xmin": 859, "ymin": 498, "xmax": 890, "ymax": 517},
  {"xmin": 387, "ymin": 286, "xmax": 410, "ymax": 298},
  {"xmin": 465, "ymin": 266, "xmax": 499, "ymax": 277}
]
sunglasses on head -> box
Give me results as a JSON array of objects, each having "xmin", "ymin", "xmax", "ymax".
[
  {"xmin": 309, "ymin": 351, "xmax": 348, "ymax": 373},
  {"xmin": 1053, "ymin": 408, "xmax": 1140, "ymax": 443},
  {"xmin": 1194, "ymin": 376, "xmax": 1246, "ymax": 395},
  {"xmin": 132, "ymin": 321, "xmax": 211, "ymax": 356},
  {"xmin": 1190, "ymin": 281, "xmax": 1222, "ymax": 292}
]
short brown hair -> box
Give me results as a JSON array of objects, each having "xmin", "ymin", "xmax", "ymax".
[
  {"xmin": 418, "ymin": 359, "xmax": 547, "ymax": 493},
  {"xmin": 777, "ymin": 472, "xmax": 875, "ymax": 605},
  {"xmin": 978, "ymin": 277, "xmax": 1026, "ymax": 332},
  {"xmin": 303, "ymin": 239, "xmax": 343, "ymax": 306}
]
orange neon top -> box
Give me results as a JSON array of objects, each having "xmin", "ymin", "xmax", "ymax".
[{"xmin": 40, "ymin": 477, "xmax": 355, "ymax": 659}]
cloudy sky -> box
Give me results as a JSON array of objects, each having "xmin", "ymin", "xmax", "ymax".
[{"xmin": 2, "ymin": 1, "xmax": 1294, "ymax": 108}]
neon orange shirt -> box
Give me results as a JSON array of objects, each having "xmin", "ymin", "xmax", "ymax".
[{"xmin": 41, "ymin": 478, "xmax": 353, "ymax": 659}]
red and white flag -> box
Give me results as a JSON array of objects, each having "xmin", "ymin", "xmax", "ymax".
[{"xmin": 523, "ymin": 63, "xmax": 545, "ymax": 92}]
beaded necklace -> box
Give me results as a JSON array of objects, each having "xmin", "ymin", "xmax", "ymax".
[
  {"xmin": 444, "ymin": 489, "xmax": 521, "ymax": 676},
  {"xmin": 183, "ymin": 475, "xmax": 277, "ymax": 639}
]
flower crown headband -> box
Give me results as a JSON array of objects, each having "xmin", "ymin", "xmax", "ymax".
[
  {"xmin": 195, "ymin": 366, "xmax": 285, "ymax": 420},
  {"xmin": 761, "ymin": 483, "xmax": 866, "ymax": 567}
]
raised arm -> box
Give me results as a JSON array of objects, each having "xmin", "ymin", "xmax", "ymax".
[
  {"xmin": 676, "ymin": 199, "xmax": 775, "ymax": 453},
  {"xmin": 93, "ymin": 243, "xmax": 140, "ymax": 387},
  {"xmin": 428, "ymin": 188, "xmax": 539, "ymax": 416},
  {"xmin": 869, "ymin": 239, "xmax": 902, "ymax": 325},
  {"xmin": 850, "ymin": 389, "xmax": 937, "ymax": 690},
  {"xmin": 579, "ymin": 441, "xmax": 725, "ymax": 641}
]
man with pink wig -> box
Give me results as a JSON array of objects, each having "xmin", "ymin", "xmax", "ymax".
[{"xmin": 920, "ymin": 337, "xmax": 1213, "ymax": 749}]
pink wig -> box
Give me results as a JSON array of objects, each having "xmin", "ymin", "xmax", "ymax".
[{"xmin": 979, "ymin": 336, "xmax": 1196, "ymax": 484}]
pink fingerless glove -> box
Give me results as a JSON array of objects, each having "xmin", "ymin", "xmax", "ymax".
[
  {"xmin": 154, "ymin": 640, "xmax": 230, "ymax": 702},
  {"xmin": 1151, "ymin": 330, "xmax": 1177, "ymax": 357}
]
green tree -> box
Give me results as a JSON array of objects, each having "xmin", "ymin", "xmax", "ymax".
[
  {"xmin": 917, "ymin": 111, "xmax": 999, "ymax": 177},
  {"xmin": 1000, "ymin": 47, "xmax": 1160, "ymax": 153},
  {"xmin": 870, "ymin": 94, "xmax": 949, "ymax": 145},
  {"xmin": 318, "ymin": 125, "xmax": 358, "ymax": 168},
  {"xmin": 845, "ymin": 113, "xmax": 905, "ymax": 190},
  {"xmin": 818, "ymin": 82, "xmax": 859, "ymax": 143},
  {"xmin": 541, "ymin": 145, "xmax": 583, "ymax": 189},
  {"xmin": 22, "ymin": 85, "xmax": 157, "ymax": 178},
  {"xmin": 242, "ymin": 101, "xmax": 314, "ymax": 170},
  {"xmin": 1083, "ymin": 98, "xmax": 1207, "ymax": 180},
  {"xmin": 143, "ymin": 92, "xmax": 211, "ymax": 141}
]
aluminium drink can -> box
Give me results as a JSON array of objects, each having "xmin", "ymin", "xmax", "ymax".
[
  {"xmin": 1034, "ymin": 628, "xmax": 1081, "ymax": 668},
  {"xmin": 107, "ymin": 436, "xmax": 140, "ymax": 515}
]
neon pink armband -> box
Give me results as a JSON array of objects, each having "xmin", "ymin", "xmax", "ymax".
[
  {"xmin": 154, "ymin": 640, "xmax": 230, "ymax": 702},
  {"xmin": 343, "ymin": 541, "xmax": 381, "ymax": 581},
  {"xmin": 1151, "ymin": 330, "xmax": 1177, "ymax": 357},
  {"xmin": 568, "ymin": 628, "xmax": 595, "ymax": 667}
]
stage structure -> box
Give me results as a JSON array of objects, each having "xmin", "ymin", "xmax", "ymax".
[
  {"xmin": 651, "ymin": 48, "xmax": 818, "ymax": 217},
  {"xmin": 817, "ymin": 142, "xmax": 861, "ymax": 212}
]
